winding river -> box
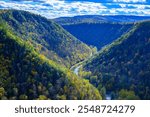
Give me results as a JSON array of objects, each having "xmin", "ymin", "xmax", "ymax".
[
  {"xmin": 70, "ymin": 52, "xmax": 112, "ymax": 100},
  {"xmin": 73, "ymin": 65, "xmax": 82, "ymax": 75},
  {"xmin": 70, "ymin": 52, "xmax": 93, "ymax": 75}
]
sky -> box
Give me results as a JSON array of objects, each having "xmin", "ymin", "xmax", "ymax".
[{"xmin": 0, "ymin": 0, "xmax": 150, "ymax": 19}]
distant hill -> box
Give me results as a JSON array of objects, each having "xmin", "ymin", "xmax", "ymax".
[
  {"xmin": 55, "ymin": 15, "xmax": 150, "ymax": 25},
  {"xmin": 0, "ymin": 10, "xmax": 92, "ymax": 68},
  {"xmin": 55, "ymin": 15, "xmax": 150, "ymax": 49},
  {"xmin": 0, "ymin": 18, "xmax": 101, "ymax": 100},
  {"xmin": 82, "ymin": 21, "xmax": 150, "ymax": 100},
  {"xmin": 60, "ymin": 23, "xmax": 132, "ymax": 49}
]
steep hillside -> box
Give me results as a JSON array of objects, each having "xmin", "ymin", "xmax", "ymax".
[
  {"xmin": 0, "ymin": 23, "xmax": 102, "ymax": 100},
  {"xmin": 61, "ymin": 23, "xmax": 132, "ymax": 49},
  {"xmin": 0, "ymin": 10, "xmax": 92, "ymax": 67},
  {"xmin": 55, "ymin": 15, "xmax": 150, "ymax": 49},
  {"xmin": 82, "ymin": 21, "xmax": 150, "ymax": 100}
]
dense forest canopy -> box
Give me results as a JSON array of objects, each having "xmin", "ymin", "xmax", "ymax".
[
  {"xmin": 0, "ymin": 21, "xmax": 102, "ymax": 100},
  {"xmin": 55, "ymin": 15, "xmax": 150, "ymax": 50},
  {"xmin": 61, "ymin": 23, "xmax": 132, "ymax": 49},
  {"xmin": 82, "ymin": 21, "xmax": 150, "ymax": 100},
  {"xmin": 0, "ymin": 10, "xmax": 92, "ymax": 68}
]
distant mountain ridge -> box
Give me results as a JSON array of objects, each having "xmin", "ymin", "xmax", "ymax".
[
  {"xmin": 55, "ymin": 15, "xmax": 150, "ymax": 25},
  {"xmin": 55, "ymin": 15, "xmax": 150, "ymax": 50},
  {"xmin": 62, "ymin": 22, "xmax": 133, "ymax": 49},
  {"xmin": 55, "ymin": 16, "xmax": 135, "ymax": 49}
]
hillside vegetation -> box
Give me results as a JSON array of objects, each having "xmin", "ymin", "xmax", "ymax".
[
  {"xmin": 0, "ymin": 10, "xmax": 92, "ymax": 68},
  {"xmin": 61, "ymin": 23, "xmax": 132, "ymax": 49},
  {"xmin": 82, "ymin": 21, "xmax": 150, "ymax": 100},
  {"xmin": 55, "ymin": 15, "xmax": 150, "ymax": 49},
  {"xmin": 0, "ymin": 22, "xmax": 101, "ymax": 100}
]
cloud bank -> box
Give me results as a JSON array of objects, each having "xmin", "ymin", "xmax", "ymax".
[
  {"xmin": 0, "ymin": 0, "xmax": 150, "ymax": 19},
  {"xmin": 113, "ymin": 0, "xmax": 146, "ymax": 3}
]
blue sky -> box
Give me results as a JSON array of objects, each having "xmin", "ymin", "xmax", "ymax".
[{"xmin": 0, "ymin": 0, "xmax": 150, "ymax": 18}]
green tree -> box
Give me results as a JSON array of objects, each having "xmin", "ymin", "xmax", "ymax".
[
  {"xmin": 0, "ymin": 87, "xmax": 5, "ymax": 99},
  {"xmin": 19, "ymin": 94, "xmax": 28, "ymax": 100},
  {"xmin": 118, "ymin": 89, "xmax": 139, "ymax": 100},
  {"xmin": 100, "ymin": 87, "xmax": 106, "ymax": 100},
  {"xmin": 38, "ymin": 95, "xmax": 47, "ymax": 100}
]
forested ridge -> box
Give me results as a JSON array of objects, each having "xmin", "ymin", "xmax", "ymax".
[
  {"xmin": 0, "ymin": 22, "xmax": 101, "ymax": 100},
  {"xmin": 0, "ymin": 10, "xmax": 92, "ymax": 68},
  {"xmin": 82, "ymin": 21, "xmax": 150, "ymax": 100},
  {"xmin": 55, "ymin": 15, "xmax": 150, "ymax": 50},
  {"xmin": 61, "ymin": 23, "xmax": 132, "ymax": 49},
  {"xmin": 55, "ymin": 15, "xmax": 150, "ymax": 25},
  {"xmin": 0, "ymin": 10, "xmax": 101, "ymax": 100}
]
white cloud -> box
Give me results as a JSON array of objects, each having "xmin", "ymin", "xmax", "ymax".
[
  {"xmin": 127, "ymin": 4, "xmax": 150, "ymax": 9},
  {"xmin": 119, "ymin": 3, "xmax": 150, "ymax": 9},
  {"xmin": 119, "ymin": 4, "xmax": 126, "ymax": 8},
  {"xmin": 113, "ymin": 0, "xmax": 146, "ymax": 3},
  {"xmin": 0, "ymin": 0, "xmax": 150, "ymax": 18},
  {"xmin": 0, "ymin": 0, "xmax": 107, "ymax": 18}
]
